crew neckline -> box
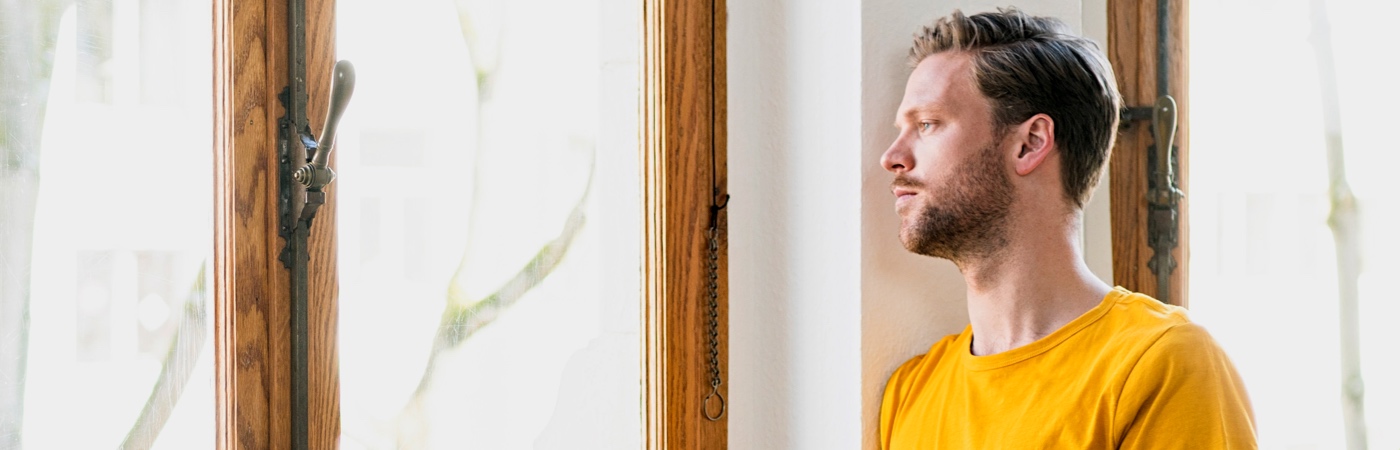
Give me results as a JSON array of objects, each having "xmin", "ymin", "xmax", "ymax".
[{"xmin": 960, "ymin": 286, "xmax": 1130, "ymax": 371}]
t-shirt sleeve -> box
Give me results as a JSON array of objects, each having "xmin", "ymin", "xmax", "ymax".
[
  {"xmin": 879, "ymin": 354, "xmax": 925, "ymax": 450},
  {"xmin": 1116, "ymin": 323, "xmax": 1257, "ymax": 449}
]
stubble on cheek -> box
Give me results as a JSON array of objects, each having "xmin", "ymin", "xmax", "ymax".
[{"xmin": 894, "ymin": 145, "xmax": 1013, "ymax": 261}]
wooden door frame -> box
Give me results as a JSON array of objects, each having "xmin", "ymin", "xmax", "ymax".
[
  {"xmin": 1107, "ymin": 0, "xmax": 1190, "ymax": 307},
  {"xmin": 215, "ymin": 0, "xmax": 728, "ymax": 448}
]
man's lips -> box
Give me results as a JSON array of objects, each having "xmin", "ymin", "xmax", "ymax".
[{"xmin": 892, "ymin": 187, "xmax": 918, "ymax": 210}]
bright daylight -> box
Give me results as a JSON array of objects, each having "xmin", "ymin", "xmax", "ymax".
[{"xmin": 0, "ymin": 0, "xmax": 1395, "ymax": 448}]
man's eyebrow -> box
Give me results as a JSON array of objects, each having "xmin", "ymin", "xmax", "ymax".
[{"xmin": 894, "ymin": 105, "xmax": 942, "ymax": 127}]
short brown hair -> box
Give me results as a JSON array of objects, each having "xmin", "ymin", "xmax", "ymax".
[{"xmin": 909, "ymin": 8, "xmax": 1121, "ymax": 208}]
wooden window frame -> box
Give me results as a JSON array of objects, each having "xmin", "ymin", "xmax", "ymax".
[
  {"xmin": 214, "ymin": 0, "xmax": 728, "ymax": 448},
  {"xmin": 214, "ymin": 0, "xmax": 339, "ymax": 447},
  {"xmin": 1107, "ymin": 0, "xmax": 1190, "ymax": 307},
  {"xmin": 642, "ymin": 0, "xmax": 728, "ymax": 448}
]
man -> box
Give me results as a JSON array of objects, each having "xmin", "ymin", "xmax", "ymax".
[{"xmin": 878, "ymin": 8, "xmax": 1255, "ymax": 449}]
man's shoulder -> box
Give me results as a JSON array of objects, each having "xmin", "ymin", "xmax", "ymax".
[
  {"xmin": 1109, "ymin": 293, "xmax": 1256, "ymax": 447},
  {"xmin": 882, "ymin": 330, "xmax": 965, "ymax": 413},
  {"xmin": 895, "ymin": 328, "xmax": 966, "ymax": 373},
  {"xmin": 1043, "ymin": 288, "xmax": 1227, "ymax": 386},
  {"xmin": 1128, "ymin": 318, "xmax": 1233, "ymax": 376},
  {"xmin": 1096, "ymin": 288, "xmax": 1195, "ymax": 344},
  {"xmin": 884, "ymin": 328, "xmax": 963, "ymax": 381},
  {"xmin": 1096, "ymin": 289, "xmax": 1235, "ymax": 382}
]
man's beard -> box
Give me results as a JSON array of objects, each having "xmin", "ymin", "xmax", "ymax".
[{"xmin": 894, "ymin": 143, "xmax": 1013, "ymax": 262}]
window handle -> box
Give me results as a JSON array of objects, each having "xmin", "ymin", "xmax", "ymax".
[
  {"xmin": 1145, "ymin": 94, "xmax": 1181, "ymax": 303},
  {"xmin": 1149, "ymin": 95, "xmax": 1179, "ymax": 204},
  {"xmin": 294, "ymin": 60, "xmax": 355, "ymax": 189}
]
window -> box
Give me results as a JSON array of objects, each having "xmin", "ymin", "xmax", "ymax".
[
  {"xmin": 1, "ymin": 0, "xmax": 727, "ymax": 448},
  {"xmin": 1188, "ymin": 0, "xmax": 1398, "ymax": 447},
  {"xmin": 331, "ymin": 0, "xmax": 642, "ymax": 446},
  {"xmin": 0, "ymin": 1, "xmax": 213, "ymax": 446}
]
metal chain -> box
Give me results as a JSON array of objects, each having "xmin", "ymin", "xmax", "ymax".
[{"xmin": 702, "ymin": 196, "xmax": 728, "ymax": 421}]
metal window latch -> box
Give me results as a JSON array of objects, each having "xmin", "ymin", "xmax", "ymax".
[
  {"xmin": 293, "ymin": 61, "xmax": 355, "ymax": 194},
  {"xmin": 277, "ymin": 62, "xmax": 355, "ymax": 253},
  {"xmin": 1117, "ymin": 0, "xmax": 1182, "ymax": 305},
  {"xmin": 275, "ymin": 59, "xmax": 353, "ymax": 450},
  {"xmin": 275, "ymin": 0, "xmax": 355, "ymax": 445},
  {"xmin": 1145, "ymin": 95, "xmax": 1181, "ymax": 303},
  {"xmin": 1119, "ymin": 95, "xmax": 1181, "ymax": 304}
]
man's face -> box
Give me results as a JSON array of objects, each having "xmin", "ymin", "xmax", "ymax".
[{"xmin": 881, "ymin": 52, "xmax": 1014, "ymax": 261}]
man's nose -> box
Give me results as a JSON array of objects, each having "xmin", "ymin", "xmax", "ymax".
[{"xmin": 881, "ymin": 134, "xmax": 913, "ymax": 173}]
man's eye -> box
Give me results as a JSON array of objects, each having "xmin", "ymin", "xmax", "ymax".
[{"xmin": 919, "ymin": 122, "xmax": 933, "ymax": 132}]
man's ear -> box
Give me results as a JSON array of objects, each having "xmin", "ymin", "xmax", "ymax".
[{"xmin": 1012, "ymin": 113, "xmax": 1055, "ymax": 176}]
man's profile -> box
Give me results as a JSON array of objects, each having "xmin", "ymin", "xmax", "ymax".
[{"xmin": 878, "ymin": 8, "xmax": 1256, "ymax": 449}]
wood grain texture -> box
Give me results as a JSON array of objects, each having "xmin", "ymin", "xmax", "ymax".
[
  {"xmin": 216, "ymin": 0, "xmax": 280, "ymax": 447},
  {"xmin": 710, "ymin": 3, "xmax": 729, "ymax": 449},
  {"xmin": 264, "ymin": 2, "xmax": 292, "ymax": 447},
  {"xmin": 1106, "ymin": 0, "xmax": 1190, "ymax": 307},
  {"xmin": 303, "ymin": 0, "xmax": 341, "ymax": 446},
  {"xmin": 216, "ymin": 0, "xmax": 339, "ymax": 447},
  {"xmin": 213, "ymin": 1, "xmax": 233, "ymax": 446},
  {"xmin": 644, "ymin": 0, "xmax": 728, "ymax": 448}
]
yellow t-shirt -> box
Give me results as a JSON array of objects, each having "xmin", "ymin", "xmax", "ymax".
[{"xmin": 880, "ymin": 287, "xmax": 1256, "ymax": 449}]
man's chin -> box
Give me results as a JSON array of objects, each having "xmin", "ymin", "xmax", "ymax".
[
  {"xmin": 897, "ymin": 222, "xmax": 917, "ymax": 250},
  {"xmin": 899, "ymin": 223, "xmax": 959, "ymax": 260},
  {"xmin": 898, "ymin": 227, "xmax": 932, "ymax": 257}
]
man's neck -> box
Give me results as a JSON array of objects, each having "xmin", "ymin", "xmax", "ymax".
[{"xmin": 959, "ymin": 215, "xmax": 1112, "ymax": 357}]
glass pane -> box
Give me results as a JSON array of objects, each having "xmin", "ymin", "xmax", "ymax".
[
  {"xmin": 0, "ymin": 0, "xmax": 214, "ymax": 448},
  {"xmin": 1189, "ymin": 0, "xmax": 1399, "ymax": 448},
  {"xmin": 333, "ymin": 0, "xmax": 641, "ymax": 448}
]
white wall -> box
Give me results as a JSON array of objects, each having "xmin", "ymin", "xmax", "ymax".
[
  {"xmin": 728, "ymin": 0, "xmax": 864, "ymax": 448},
  {"xmin": 1081, "ymin": 0, "xmax": 1113, "ymax": 302},
  {"xmin": 729, "ymin": 1, "xmax": 1109, "ymax": 449}
]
